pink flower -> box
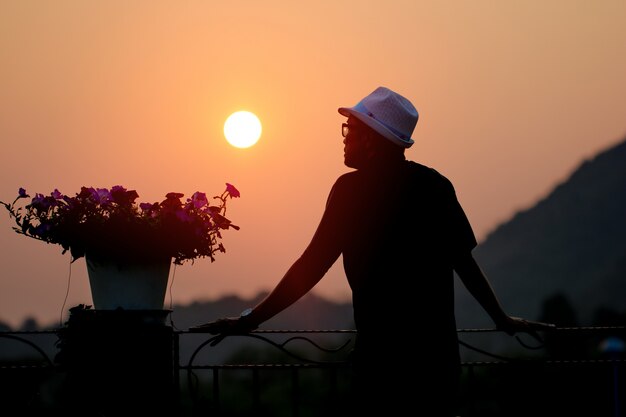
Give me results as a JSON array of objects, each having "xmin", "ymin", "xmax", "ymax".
[{"xmin": 226, "ymin": 183, "xmax": 240, "ymax": 198}]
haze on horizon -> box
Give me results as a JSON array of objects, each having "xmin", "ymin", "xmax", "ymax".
[{"xmin": 1, "ymin": 1, "xmax": 625, "ymax": 328}]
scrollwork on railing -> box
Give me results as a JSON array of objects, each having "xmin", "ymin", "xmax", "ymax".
[
  {"xmin": 182, "ymin": 329, "xmax": 356, "ymax": 409},
  {"xmin": 186, "ymin": 329, "xmax": 356, "ymax": 369},
  {"xmin": 0, "ymin": 331, "xmax": 57, "ymax": 366},
  {"xmin": 456, "ymin": 325, "xmax": 626, "ymax": 363}
]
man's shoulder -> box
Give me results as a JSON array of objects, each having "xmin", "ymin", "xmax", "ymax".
[
  {"xmin": 405, "ymin": 160, "xmax": 452, "ymax": 186},
  {"xmin": 333, "ymin": 170, "xmax": 361, "ymax": 186},
  {"xmin": 331, "ymin": 162, "xmax": 454, "ymax": 191}
]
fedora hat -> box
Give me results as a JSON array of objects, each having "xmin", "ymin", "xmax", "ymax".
[{"xmin": 338, "ymin": 86, "xmax": 418, "ymax": 148}]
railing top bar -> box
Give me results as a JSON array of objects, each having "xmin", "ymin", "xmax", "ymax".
[
  {"xmin": 0, "ymin": 364, "xmax": 58, "ymax": 370},
  {"xmin": 176, "ymin": 329, "xmax": 358, "ymax": 334},
  {"xmin": 457, "ymin": 325, "xmax": 626, "ymax": 333},
  {"xmin": 0, "ymin": 330, "xmax": 58, "ymax": 335},
  {"xmin": 463, "ymin": 358, "xmax": 626, "ymax": 366},
  {"xmin": 1, "ymin": 325, "xmax": 624, "ymax": 336},
  {"xmin": 178, "ymin": 326, "xmax": 626, "ymax": 334},
  {"xmin": 182, "ymin": 363, "xmax": 351, "ymax": 370},
  {"xmin": 242, "ymin": 329, "xmax": 356, "ymax": 334},
  {"xmin": 546, "ymin": 326, "xmax": 626, "ymax": 331},
  {"xmin": 183, "ymin": 358, "xmax": 626, "ymax": 370}
]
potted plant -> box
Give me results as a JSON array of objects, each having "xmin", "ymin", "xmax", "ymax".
[{"xmin": 1, "ymin": 184, "xmax": 240, "ymax": 310}]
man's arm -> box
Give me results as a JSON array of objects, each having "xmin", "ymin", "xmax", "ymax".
[
  {"xmin": 189, "ymin": 238, "xmax": 341, "ymax": 334},
  {"xmin": 454, "ymin": 251, "xmax": 555, "ymax": 334},
  {"xmin": 239, "ymin": 254, "xmax": 331, "ymax": 328},
  {"xmin": 190, "ymin": 182, "xmax": 346, "ymax": 334}
]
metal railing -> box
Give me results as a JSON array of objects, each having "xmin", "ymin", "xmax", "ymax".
[{"xmin": 1, "ymin": 326, "xmax": 625, "ymax": 416}]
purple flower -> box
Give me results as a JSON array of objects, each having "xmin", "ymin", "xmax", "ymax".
[
  {"xmin": 175, "ymin": 208, "xmax": 193, "ymax": 223},
  {"xmin": 29, "ymin": 193, "xmax": 47, "ymax": 211},
  {"xmin": 32, "ymin": 223, "xmax": 52, "ymax": 237},
  {"xmin": 51, "ymin": 189, "xmax": 64, "ymax": 200},
  {"xmin": 95, "ymin": 188, "xmax": 112, "ymax": 205},
  {"xmin": 18, "ymin": 188, "xmax": 28, "ymax": 198},
  {"xmin": 190, "ymin": 192, "xmax": 208, "ymax": 209}
]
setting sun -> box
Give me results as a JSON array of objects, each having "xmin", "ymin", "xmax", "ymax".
[{"xmin": 224, "ymin": 111, "xmax": 262, "ymax": 148}]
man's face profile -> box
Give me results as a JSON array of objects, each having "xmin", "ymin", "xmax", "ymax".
[{"xmin": 342, "ymin": 117, "xmax": 370, "ymax": 169}]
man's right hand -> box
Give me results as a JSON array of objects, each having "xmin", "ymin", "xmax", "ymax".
[{"xmin": 496, "ymin": 316, "xmax": 556, "ymax": 336}]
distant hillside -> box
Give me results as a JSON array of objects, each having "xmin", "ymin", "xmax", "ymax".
[
  {"xmin": 171, "ymin": 291, "xmax": 354, "ymax": 331},
  {"xmin": 456, "ymin": 137, "xmax": 626, "ymax": 328}
]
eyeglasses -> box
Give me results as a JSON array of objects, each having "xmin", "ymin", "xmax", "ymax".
[{"xmin": 342, "ymin": 123, "xmax": 356, "ymax": 138}]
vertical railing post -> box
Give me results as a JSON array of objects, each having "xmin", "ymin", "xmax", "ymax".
[
  {"xmin": 213, "ymin": 368, "xmax": 220, "ymax": 414},
  {"xmin": 328, "ymin": 366, "xmax": 338, "ymax": 407},
  {"xmin": 291, "ymin": 367, "xmax": 300, "ymax": 417},
  {"xmin": 466, "ymin": 364, "xmax": 475, "ymax": 417},
  {"xmin": 252, "ymin": 367, "xmax": 261, "ymax": 412},
  {"xmin": 173, "ymin": 331, "xmax": 180, "ymax": 410}
]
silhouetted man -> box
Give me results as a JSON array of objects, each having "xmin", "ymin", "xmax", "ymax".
[{"xmin": 192, "ymin": 86, "xmax": 553, "ymax": 416}]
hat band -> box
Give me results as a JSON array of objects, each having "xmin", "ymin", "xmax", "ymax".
[{"xmin": 353, "ymin": 101, "xmax": 410, "ymax": 141}]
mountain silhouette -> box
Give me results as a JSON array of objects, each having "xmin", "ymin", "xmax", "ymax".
[
  {"xmin": 171, "ymin": 291, "xmax": 354, "ymax": 331},
  {"xmin": 455, "ymin": 136, "xmax": 626, "ymax": 328}
]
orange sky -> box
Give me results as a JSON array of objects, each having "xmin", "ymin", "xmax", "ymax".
[{"xmin": 1, "ymin": 1, "xmax": 625, "ymax": 328}]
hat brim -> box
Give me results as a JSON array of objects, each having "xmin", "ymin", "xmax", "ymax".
[{"xmin": 338, "ymin": 107, "xmax": 414, "ymax": 149}]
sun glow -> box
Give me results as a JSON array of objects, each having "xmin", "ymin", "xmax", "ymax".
[{"xmin": 224, "ymin": 111, "xmax": 262, "ymax": 148}]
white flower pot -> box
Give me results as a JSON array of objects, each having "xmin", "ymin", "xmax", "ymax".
[{"xmin": 86, "ymin": 256, "xmax": 172, "ymax": 311}]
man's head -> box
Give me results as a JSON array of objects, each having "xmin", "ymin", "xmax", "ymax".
[
  {"xmin": 338, "ymin": 86, "xmax": 418, "ymax": 148},
  {"xmin": 338, "ymin": 87, "xmax": 419, "ymax": 168}
]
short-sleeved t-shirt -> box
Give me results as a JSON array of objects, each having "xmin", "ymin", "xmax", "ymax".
[{"xmin": 300, "ymin": 159, "xmax": 477, "ymax": 368}]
